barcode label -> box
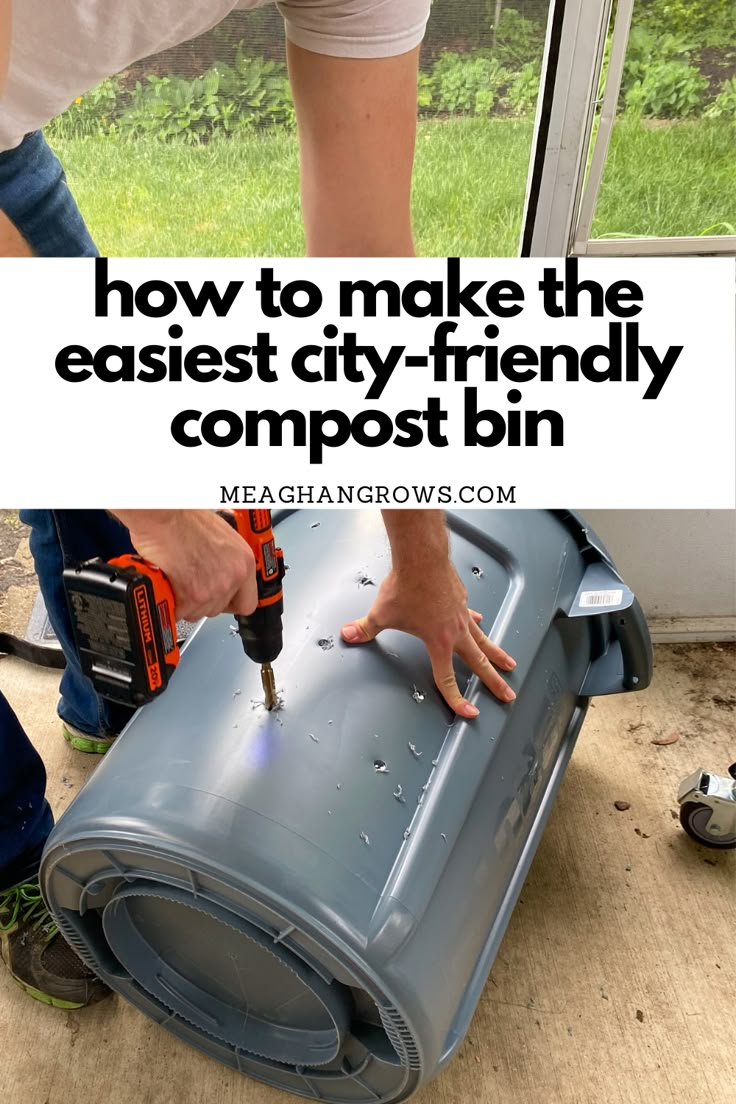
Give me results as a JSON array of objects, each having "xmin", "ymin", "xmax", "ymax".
[{"xmin": 580, "ymin": 589, "xmax": 623, "ymax": 608}]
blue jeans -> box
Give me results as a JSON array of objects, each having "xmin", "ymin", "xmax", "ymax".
[
  {"xmin": 22, "ymin": 512, "xmax": 137, "ymax": 735},
  {"xmin": 0, "ymin": 695, "xmax": 54, "ymax": 889},
  {"xmin": 1, "ymin": 513, "xmax": 137, "ymax": 886},
  {"xmin": 0, "ymin": 133, "xmax": 106, "ymax": 884},
  {"xmin": 0, "ymin": 130, "xmax": 98, "ymax": 256}
]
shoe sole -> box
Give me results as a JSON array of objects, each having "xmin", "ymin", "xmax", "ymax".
[
  {"xmin": 10, "ymin": 973, "xmax": 86, "ymax": 1009},
  {"xmin": 62, "ymin": 726, "xmax": 115, "ymax": 756}
]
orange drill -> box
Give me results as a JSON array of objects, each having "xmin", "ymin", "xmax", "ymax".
[
  {"xmin": 63, "ymin": 510, "xmax": 285, "ymax": 710},
  {"xmin": 218, "ymin": 509, "xmax": 285, "ymax": 710}
]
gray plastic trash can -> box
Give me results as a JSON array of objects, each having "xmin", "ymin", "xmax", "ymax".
[{"xmin": 41, "ymin": 509, "xmax": 652, "ymax": 1103}]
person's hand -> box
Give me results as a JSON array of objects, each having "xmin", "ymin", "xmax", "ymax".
[
  {"xmin": 112, "ymin": 510, "xmax": 257, "ymax": 622},
  {"xmin": 341, "ymin": 512, "xmax": 516, "ymax": 719}
]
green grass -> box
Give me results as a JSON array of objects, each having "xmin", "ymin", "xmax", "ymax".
[
  {"xmin": 54, "ymin": 132, "xmax": 305, "ymax": 257},
  {"xmin": 50, "ymin": 116, "xmax": 736, "ymax": 257},
  {"xmin": 592, "ymin": 118, "xmax": 736, "ymax": 240}
]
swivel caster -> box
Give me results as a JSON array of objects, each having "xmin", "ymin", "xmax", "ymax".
[{"xmin": 677, "ymin": 763, "xmax": 736, "ymax": 850}]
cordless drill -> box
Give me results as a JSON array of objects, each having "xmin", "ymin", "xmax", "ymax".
[
  {"xmin": 218, "ymin": 509, "xmax": 285, "ymax": 709},
  {"xmin": 63, "ymin": 510, "xmax": 285, "ymax": 709}
]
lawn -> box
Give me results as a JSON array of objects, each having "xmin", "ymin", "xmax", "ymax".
[{"xmin": 50, "ymin": 117, "xmax": 736, "ymax": 257}]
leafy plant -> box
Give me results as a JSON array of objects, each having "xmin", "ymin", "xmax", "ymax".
[
  {"xmin": 490, "ymin": 9, "xmax": 544, "ymax": 68},
  {"xmin": 620, "ymin": 27, "xmax": 696, "ymax": 95},
  {"xmin": 624, "ymin": 59, "xmax": 708, "ymax": 118},
  {"xmin": 119, "ymin": 71, "xmax": 224, "ymax": 143},
  {"xmin": 431, "ymin": 52, "xmax": 509, "ymax": 116},
  {"xmin": 705, "ymin": 78, "xmax": 736, "ymax": 120},
  {"xmin": 504, "ymin": 61, "xmax": 541, "ymax": 116},
  {"xmin": 117, "ymin": 50, "xmax": 295, "ymax": 142},
  {"xmin": 417, "ymin": 71, "xmax": 435, "ymax": 112},
  {"xmin": 217, "ymin": 46, "xmax": 295, "ymax": 130},
  {"xmin": 45, "ymin": 78, "xmax": 123, "ymax": 139},
  {"xmin": 635, "ymin": 0, "xmax": 736, "ymax": 48}
]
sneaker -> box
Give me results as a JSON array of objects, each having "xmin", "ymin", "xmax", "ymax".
[
  {"xmin": 62, "ymin": 722, "xmax": 116, "ymax": 755},
  {"xmin": 0, "ymin": 879, "xmax": 110, "ymax": 1008}
]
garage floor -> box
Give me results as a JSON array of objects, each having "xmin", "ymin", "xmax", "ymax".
[{"xmin": 1, "ymin": 522, "xmax": 734, "ymax": 1104}]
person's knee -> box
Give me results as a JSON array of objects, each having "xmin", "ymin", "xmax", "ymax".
[{"xmin": 19, "ymin": 510, "xmax": 58, "ymax": 560}]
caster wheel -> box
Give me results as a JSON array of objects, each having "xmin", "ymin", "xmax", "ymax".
[{"xmin": 679, "ymin": 802, "xmax": 736, "ymax": 849}]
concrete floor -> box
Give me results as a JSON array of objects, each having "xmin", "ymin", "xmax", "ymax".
[{"xmin": 1, "ymin": 522, "xmax": 734, "ymax": 1104}]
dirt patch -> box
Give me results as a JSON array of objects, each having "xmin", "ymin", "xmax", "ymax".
[
  {"xmin": 667, "ymin": 642, "xmax": 736, "ymax": 686},
  {"xmin": 647, "ymin": 643, "xmax": 736, "ymax": 740},
  {"xmin": 0, "ymin": 510, "xmax": 37, "ymax": 642},
  {"xmin": 0, "ymin": 510, "xmax": 34, "ymax": 603},
  {"xmin": 697, "ymin": 47, "xmax": 736, "ymax": 97}
]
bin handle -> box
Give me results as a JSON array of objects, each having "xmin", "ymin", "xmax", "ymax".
[
  {"xmin": 580, "ymin": 595, "xmax": 653, "ymax": 697},
  {"xmin": 614, "ymin": 597, "xmax": 653, "ymax": 691}
]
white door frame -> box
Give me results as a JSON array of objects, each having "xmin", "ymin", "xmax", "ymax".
[
  {"xmin": 520, "ymin": 0, "xmax": 736, "ymax": 258},
  {"xmin": 520, "ymin": 0, "xmax": 613, "ymax": 257}
]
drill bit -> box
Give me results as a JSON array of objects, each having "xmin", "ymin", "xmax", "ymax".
[{"xmin": 261, "ymin": 662, "xmax": 277, "ymax": 711}]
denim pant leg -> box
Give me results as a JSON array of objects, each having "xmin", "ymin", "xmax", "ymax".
[
  {"xmin": 0, "ymin": 690, "xmax": 54, "ymax": 887},
  {"xmin": 19, "ymin": 511, "xmax": 137, "ymax": 737},
  {"xmin": 0, "ymin": 130, "xmax": 98, "ymax": 257}
]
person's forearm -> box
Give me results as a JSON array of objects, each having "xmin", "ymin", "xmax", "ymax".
[
  {"xmin": 381, "ymin": 510, "xmax": 448, "ymax": 572},
  {"xmin": 287, "ymin": 44, "xmax": 418, "ymax": 257}
]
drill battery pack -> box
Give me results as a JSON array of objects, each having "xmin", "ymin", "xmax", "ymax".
[{"xmin": 63, "ymin": 556, "xmax": 180, "ymax": 707}]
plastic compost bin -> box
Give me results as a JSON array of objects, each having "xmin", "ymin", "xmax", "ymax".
[{"xmin": 42, "ymin": 509, "xmax": 652, "ymax": 1103}]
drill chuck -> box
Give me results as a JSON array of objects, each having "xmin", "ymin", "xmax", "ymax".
[{"xmin": 235, "ymin": 601, "xmax": 283, "ymax": 666}]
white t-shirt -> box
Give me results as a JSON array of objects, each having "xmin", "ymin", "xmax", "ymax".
[{"xmin": 0, "ymin": 0, "xmax": 430, "ymax": 152}]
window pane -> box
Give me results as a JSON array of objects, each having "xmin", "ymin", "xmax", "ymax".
[{"xmin": 591, "ymin": 2, "xmax": 736, "ymax": 242}]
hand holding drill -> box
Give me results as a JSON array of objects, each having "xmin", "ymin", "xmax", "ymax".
[{"xmin": 64, "ymin": 509, "xmax": 284, "ymax": 710}]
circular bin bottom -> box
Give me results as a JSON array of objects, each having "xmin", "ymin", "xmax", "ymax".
[
  {"xmin": 45, "ymin": 845, "xmax": 421, "ymax": 1102},
  {"xmin": 103, "ymin": 882, "xmax": 351, "ymax": 1067}
]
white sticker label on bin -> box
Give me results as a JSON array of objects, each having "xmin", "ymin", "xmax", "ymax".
[{"xmin": 579, "ymin": 590, "xmax": 624, "ymax": 608}]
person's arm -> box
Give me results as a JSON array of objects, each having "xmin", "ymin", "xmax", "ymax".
[
  {"xmin": 341, "ymin": 511, "xmax": 516, "ymax": 718},
  {"xmin": 286, "ymin": 49, "xmax": 512, "ymax": 714},
  {"xmin": 111, "ymin": 510, "xmax": 257, "ymax": 622},
  {"xmin": 286, "ymin": 43, "xmax": 418, "ymax": 256}
]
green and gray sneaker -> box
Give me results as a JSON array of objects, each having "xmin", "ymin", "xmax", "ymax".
[
  {"xmin": 0, "ymin": 879, "xmax": 110, "ymax": 1008},
  {"xmin": 62, "ymin": 722, "xmax": 116, "ymax": 756}
]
